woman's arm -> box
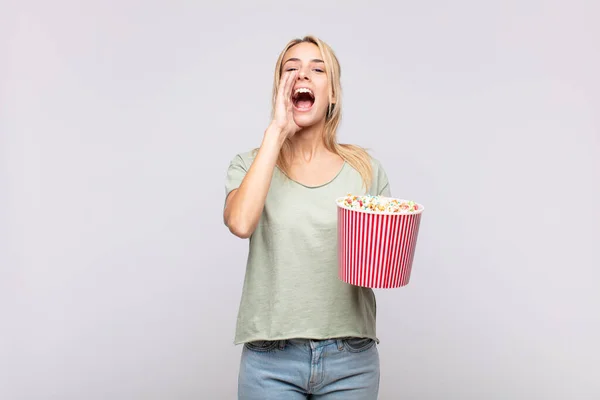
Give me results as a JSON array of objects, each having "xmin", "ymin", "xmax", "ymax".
[
  {"xmin": 224, "ymin": 126, "xmax": 285, "ymax": 238},
  {"xmin": 224, "ymin": 70, "xmax": 299, "ymax": 239}
]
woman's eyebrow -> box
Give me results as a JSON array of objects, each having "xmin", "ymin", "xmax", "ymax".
[{"xmin": 283, "ymin": 58, "xmax": 325, "ymax": 64}]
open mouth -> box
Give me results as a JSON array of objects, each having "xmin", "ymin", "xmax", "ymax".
[{"xmin": 292, "ymin": 87, "xmax": 315, "ymax": 111}]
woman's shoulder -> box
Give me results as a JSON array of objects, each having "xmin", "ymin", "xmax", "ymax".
[
  {"xmin": 338, "ymin": 143, "xmax": 390, "ymax": 195},
  {"xmin": 363, "ymin": 151, "xmax": 390, "ymax": 196},
  {"xmin": 367, "ymin": 153, "xmax": 386, "ymax": 171},
  {"xmin": 228, "ymin": 149, "xmax": 258, "ymax": 170},
  {"xmin": 341, "ymin": 144, "xmax": 387, "ymax": 173}
]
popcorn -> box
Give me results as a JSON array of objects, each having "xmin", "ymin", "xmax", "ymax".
[{"xmin": 337, "ymin": 194, "xmax": 420, "ymax": 214}]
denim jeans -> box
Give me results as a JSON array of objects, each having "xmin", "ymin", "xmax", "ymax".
[{"xmin": 238, "ymin": 337, "xmax": 380, "ymax": 399}]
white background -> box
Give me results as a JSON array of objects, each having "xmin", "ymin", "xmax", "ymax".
[{"xmin": 1, "ymin": 0, "xmax": 599, "ymax": 399}]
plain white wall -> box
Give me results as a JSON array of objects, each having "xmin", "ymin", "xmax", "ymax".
[{"xmin": 2, "ymin": 1, "xmax": 599, "ymax": 399}]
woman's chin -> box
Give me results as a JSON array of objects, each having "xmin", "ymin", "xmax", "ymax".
[{"xmin": 293, "ymin": 109, "xmax": 326, "ymax": 128}]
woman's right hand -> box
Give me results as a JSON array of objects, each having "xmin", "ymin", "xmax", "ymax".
[
  {"xmin": 271, "ymin": 70, "xmax": 300, "ymax": 139},
  {"xmin": 224, "ymin": 72, "xmax": 299, "ymax": 239}
]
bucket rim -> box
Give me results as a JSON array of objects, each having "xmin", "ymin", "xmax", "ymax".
[{"xmin": 335, "ymin": 196, "xmax": 425, "ymax": 216}]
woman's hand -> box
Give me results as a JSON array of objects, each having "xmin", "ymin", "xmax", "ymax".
[{"xmin": 271, "ymin": 70, "xmax": 300, "ymax": 139}]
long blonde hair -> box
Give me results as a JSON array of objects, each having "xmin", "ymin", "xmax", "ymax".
[{"xmin": 271, "ymin": 35, "xmax": 373, "ymax": 190}]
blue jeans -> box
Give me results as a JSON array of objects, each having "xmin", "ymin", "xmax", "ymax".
[{"xmin": 238, "ymin": 338, "xmax": 380, "ymax": 399}]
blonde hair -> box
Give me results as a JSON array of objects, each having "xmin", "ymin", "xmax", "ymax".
[{"xmin": 271, "ymin": 35, "xmax": 373, "ymax": 190}]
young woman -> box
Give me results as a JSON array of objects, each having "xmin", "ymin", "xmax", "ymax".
[{"xmin": 224, "ymin": 35, "xmax": 391, "ymax": 399}]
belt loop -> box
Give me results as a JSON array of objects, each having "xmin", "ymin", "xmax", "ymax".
[
  {"xmin": 278, "ymin": 340, "xmax": 286, "ymax": 350},
  {"xmin": 337, "ymin": 339, "xmax": 344, "ymax": 351}
]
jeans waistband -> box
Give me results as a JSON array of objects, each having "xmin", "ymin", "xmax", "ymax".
[{"xmin": 282, "ymin": 338, "xmax": 345, "ymax": 351}]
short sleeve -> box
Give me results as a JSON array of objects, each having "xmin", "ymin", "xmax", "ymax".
[
  {"xmin": 225, "ymin": 154, "xmax": 248, "ymax": 200},
  {"xmin": 377, "ymin": 170, "xmax": 391, "ymax": 197},
  {"xmin": 372, "ymin": 158, "xmax": 391, "ymax": 197}
]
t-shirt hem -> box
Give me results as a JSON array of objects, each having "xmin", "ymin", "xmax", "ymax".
[{"xmin": 234, "ymin": 331, "xmax": 380, "ymax": 346}]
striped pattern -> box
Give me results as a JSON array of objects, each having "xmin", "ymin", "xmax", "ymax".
[{"xmin": 337, "ymin": 206, "xmax": 423, "ymax": 289}]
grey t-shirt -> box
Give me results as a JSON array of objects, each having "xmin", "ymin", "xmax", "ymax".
[{"xmin": 225, "ymin": 150, "xmax": 391, "ymax": 345}]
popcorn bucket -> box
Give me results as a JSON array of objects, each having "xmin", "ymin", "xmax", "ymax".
[{"xmin": 336, "ymin": 196, "xmax": 424, "ymax": 289}]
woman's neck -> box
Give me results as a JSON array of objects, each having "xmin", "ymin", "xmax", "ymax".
[{"xmin": 289, "ymin": 122, "xmax": 327, "ymax": 163}]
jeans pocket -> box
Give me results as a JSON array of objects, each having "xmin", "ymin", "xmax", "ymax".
[
  {"xmin": 343, "ymin": 337, "xmax": 376, "ymax": 353},
  {"xmin": 244, "ymin": 340, "xmax": 280, "ymax": 352}
]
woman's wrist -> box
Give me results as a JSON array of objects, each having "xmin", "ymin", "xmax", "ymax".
[{"xmin": 264, "ymin": 122, "xmax": 288, "ymax": 148}]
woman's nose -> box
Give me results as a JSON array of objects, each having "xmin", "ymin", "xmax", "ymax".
[{"xmin": 297, "ymin": 69, "xmax": 310, "ymax": 80}]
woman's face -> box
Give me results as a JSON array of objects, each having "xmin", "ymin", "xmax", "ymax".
[{"xmin": 281, "ymin": 42, "xmax": 331, "ymax": 128}]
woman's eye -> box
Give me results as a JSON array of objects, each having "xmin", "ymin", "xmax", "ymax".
[{"xmin": 285, "ymin": 67, "xmax": 323, "ymax": 73}]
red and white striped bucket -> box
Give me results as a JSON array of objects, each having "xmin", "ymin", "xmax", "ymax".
[{"xmin": 336, "ymin": 198, "xmax": 424, "ymax": 289}]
